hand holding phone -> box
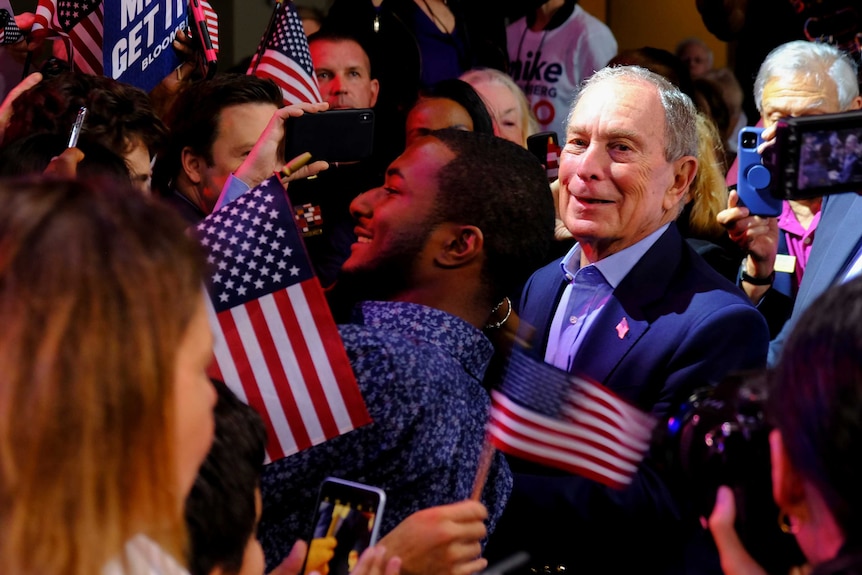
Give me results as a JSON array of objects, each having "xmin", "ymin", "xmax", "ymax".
[{"xmin": 736, "ymin": 127, "xmax": 782, "ymax": 217}]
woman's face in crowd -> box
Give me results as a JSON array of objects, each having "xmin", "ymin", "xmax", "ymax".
[
  {"xmin": 472, "ymin": 80, "xmax": 526, "ymax": 147},
  {"xmin": 405, "ymin": 97, "xmax": 473, "ymax": 146}
]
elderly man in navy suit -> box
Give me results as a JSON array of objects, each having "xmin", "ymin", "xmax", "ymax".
[{"xmin": 484, "ymin": 66, "xmax": 769, "ymax": 574}]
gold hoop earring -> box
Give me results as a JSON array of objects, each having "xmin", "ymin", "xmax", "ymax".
[{"xmin": 778, "ymin": 511, "xmax": 800, "ymax": 534}]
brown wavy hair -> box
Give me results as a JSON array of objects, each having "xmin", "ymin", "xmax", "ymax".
[{"xmin": 0, "ymin": 177, "xmax": 205, "ymax": 574}]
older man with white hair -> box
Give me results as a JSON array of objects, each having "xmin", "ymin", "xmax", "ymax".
[{"xmin": 485, "ymin": 65, "xmax": 769, "ymax": 574}]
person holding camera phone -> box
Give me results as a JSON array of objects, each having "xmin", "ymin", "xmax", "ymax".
[
  {"xmin": 185, "ymin": 381, "xmax": 402, "ymax": 575},
  {"xmin": 716, "ymin": 40, "xmax": 862, "ymax": 357},
  {"xmin": 154, "ymin": 74, "xmax": 328, "ymax": 224},
  {"xmin": 709, "ymin": 277, "xmax": 862, "ymax": 575}
]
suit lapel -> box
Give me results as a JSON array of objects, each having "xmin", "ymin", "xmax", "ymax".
[
  {"xmin": 571, "ymin": 225, "xmax": 684, "ymax": 383},
  {"xmin": 797, "ymin": 194, "xmax": 862, "ymax": 313}
]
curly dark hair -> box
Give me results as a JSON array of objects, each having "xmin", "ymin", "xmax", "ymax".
[
  {"xmin": 430, "ymin": 128, "xmax": 555, "ymax": 301},
  {"xmin": 4, "ymin": 72, "xmax": 167, "ymax": 156}
]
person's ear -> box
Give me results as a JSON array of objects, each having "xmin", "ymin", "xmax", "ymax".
[
  {"xmin": 664, "ymin": 155, "xmax": 698, "ymax": 211},
  {"xmin": 435, "ymin": 224, "xmax": 484, "ymax": 268},
  {"xmin": 369, "ymin": 78, "xmax": 380, "ymax": 108},
  {"xmin": 848, "ymin": 95, "xmax": 862, "ymax": 111},
  {"xmin": 181, "ymin": 146, "xmax": 205, "ymax": 185},
  {"xmin": 770, "ymin": 429, "xmax": 807, "ymax": 517}
]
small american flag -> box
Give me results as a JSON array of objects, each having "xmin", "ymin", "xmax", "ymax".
[
  {"xmin": 488, "ymin": 348, "xmax": 657, "ymax": 489},
  {"xmin": 32, "ymin": 0, "xmax": 103, "ymax": 75},
  {"xmin": 0, "ymin": 8, "xmax": 23, "ymax": 45},
  {"xmin": 196, "ymin": 175, "xmax": 370, "ymax": 462},
  {"xmin": 247, "ymin": 0, "xmax": 323, "ymax": 105}
]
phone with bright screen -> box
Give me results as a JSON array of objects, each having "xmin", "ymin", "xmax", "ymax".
[{"xmin": 301, "ymin": 477, "xmax": 386, "ymax": 575}]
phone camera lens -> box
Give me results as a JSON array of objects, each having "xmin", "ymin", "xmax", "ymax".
[{"xmin": 742, "ymin": 132, "xmax": 758, "ymax": 149}]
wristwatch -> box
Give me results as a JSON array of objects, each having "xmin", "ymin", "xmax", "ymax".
[{"xmin": 740, "ymin": 269, "xmax": 775, "ymax": 286}]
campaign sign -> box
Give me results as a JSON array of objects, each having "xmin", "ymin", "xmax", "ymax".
[{"xmin": 104, "ymin": 0, "xmax": 187, "ymax": 93}]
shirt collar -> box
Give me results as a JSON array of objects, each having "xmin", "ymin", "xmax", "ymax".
[
  {"xmin": 559, "ymin": 223, "xmax": 671, "ymax": 288},
  {"xmin": 352, "ymin": 301, "xmax": 494, "ymax": 381}
]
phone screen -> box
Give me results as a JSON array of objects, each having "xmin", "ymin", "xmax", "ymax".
[{"xmin": 302, "ymin": 478, "xmax": 386, "ymax": 575}]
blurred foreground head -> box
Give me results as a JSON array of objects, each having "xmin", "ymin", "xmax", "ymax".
[
  {"xmin": 0, "ymin": 177, "xmax": 215, "ymax": 575},
  {"xmin": 770, "ymin": 277, "xmax": 862, "ymax": 563}
]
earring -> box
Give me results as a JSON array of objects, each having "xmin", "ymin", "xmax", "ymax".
[{"xmin": 778, "ymin": 511, "xmax": 800, "ymax": 534}]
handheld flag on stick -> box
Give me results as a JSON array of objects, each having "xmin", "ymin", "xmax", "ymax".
[
  {"xmin": 248, "ymin": 0, "xmax": 323, "ymax": 105},
  {"xmin": 196, "ymin": 175, "xmax": 370, "ymax": 462},
  {"xmin": 32, "ymin": 0, "xmax": 103, "ymax": 75},
  {"xmin": 487, "ymin": 347, "xmax": 657, "ymax": 489}
]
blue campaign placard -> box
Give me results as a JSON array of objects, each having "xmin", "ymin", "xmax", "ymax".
[{"xmin": 103, "ymin": 0, "xmax": 187, "ymax": 93}]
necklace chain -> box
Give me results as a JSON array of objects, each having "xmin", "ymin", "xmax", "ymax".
[{"xmin": 418, "ymin": 0, "xmax": 452, "ymax": 35}]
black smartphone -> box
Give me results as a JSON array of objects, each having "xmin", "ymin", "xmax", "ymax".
[
  {"xmin": 526, "ymin": 131, "xmax": 560, "ymax": 182},
  {"xmin": 188, "ymin": 0, "xmax": 217, "ymax": 79},
  {"xmin": 302, "ymin": 477, "xmax": 386, "ymax": 575},
  {"xmin": 284, "ymin": 109, "xmax": 375, "ymax": 164}
]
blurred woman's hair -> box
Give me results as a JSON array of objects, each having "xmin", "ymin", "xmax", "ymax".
[{"xmin": 0, "ymin": 178, "xmax": 205, "ymax": 575}]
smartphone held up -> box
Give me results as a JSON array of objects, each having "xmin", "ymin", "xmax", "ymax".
[
  {"xmin": 302, "ymin": 477, "xmax": 386, "ymax": 575},
  {"xmin": 284, "ymin": 109, "xmax": 375, "ymax": 165},
  {"xmin": 736, "ymin": 110, "xmax": 862, "ymax": 216}
]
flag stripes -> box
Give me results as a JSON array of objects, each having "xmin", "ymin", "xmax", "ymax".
[
  {"xmin": 251, "ymin": 50, "xmax": 323, "ymax": 105},
  {"xmin": 201, "ymin": 0, "xmax": 219, "ymax": 52},
  {"xmin": 247, "ymin": 0, "xmax": 323, "ymax": 106},
  {"xmin": 489, "ymin": 391, "xmax": 640, "ymax": 489},
  {"xmin": 487, "ymin": 348, "xmax": 657, "ymax": 489},
  {"xmin": 198, "ymin": 176, "xmax": 369, "ymax": 463},
  {"xmin": 70, "ymin": 7, "xmax": 103, "ymax": 74}
]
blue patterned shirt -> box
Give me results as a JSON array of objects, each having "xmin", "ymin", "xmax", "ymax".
[{"xmin": 258, "ymin": 301, "xmax": 513, "ymax": 567}]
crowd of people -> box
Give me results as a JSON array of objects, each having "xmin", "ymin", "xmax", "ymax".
[{"xmin": 2, "ymin": 2, "xmax": 862, "ymax": 575}]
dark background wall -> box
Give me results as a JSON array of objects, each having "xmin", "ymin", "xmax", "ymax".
[{"xmin": 8, "ymin": 0, "xmax": 729, "ymax": 73}]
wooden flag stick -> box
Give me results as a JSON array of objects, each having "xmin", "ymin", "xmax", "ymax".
[
  {"xmin": 251, "ymin": 0, "xmax": 283, "ymax": 75},
  {"xmin": 470, "ymin": 435, "xmax": 496, "ymax": 501}
]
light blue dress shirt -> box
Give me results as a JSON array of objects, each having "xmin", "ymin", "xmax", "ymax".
[{"xmin": 545, "ymin": 224, "xmax": 670, "ymax": 371}]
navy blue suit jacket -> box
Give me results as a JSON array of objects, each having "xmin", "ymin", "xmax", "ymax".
[
  {"xmin": 769, "ymin": 193, "xmax": 862, "ymax": 364},
  {"xmin": 485, "ymin": 224, "xmax": 770, "ymax": 574}
]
